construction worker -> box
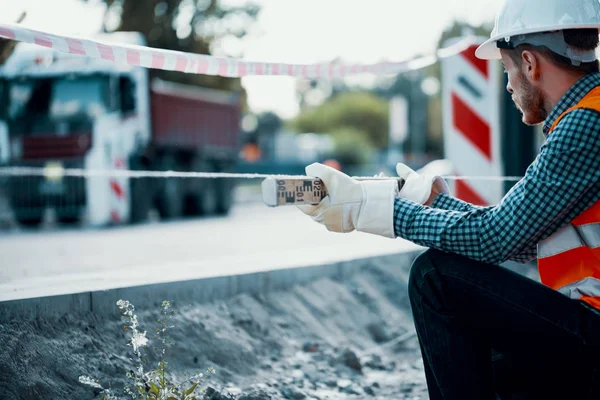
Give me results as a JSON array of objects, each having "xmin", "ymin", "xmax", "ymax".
[{"xmin": 298, "ymin": 0, "xmax": 600, "ymax": 398}]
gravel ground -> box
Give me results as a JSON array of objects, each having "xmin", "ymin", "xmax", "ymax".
[{"xmin": 0, "ymin": 260, "xmax": 429, "ymax": 400}]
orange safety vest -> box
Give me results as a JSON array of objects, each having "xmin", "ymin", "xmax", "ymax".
[{"xmin": 537, "ymin": 86, "xmax": 600, "ymax": 311}]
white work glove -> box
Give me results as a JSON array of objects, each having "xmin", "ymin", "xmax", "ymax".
[
  {"xmin": 297, "ymin": 163, "xmax": 399, "ymax": 238},
  {"xmin": 395, "ymin": 163, "xmax": 449, "ymax": 205}
]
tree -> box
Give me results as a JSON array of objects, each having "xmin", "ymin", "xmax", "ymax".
[
  {"xmin": 291, "ymin": 91, "xmax": 390, "ymax": 149},
  {"xmin": 437, "ymin": 20, "xmax": 493, "ymax": 49},
  {"xmin": 329, "ymin": 127, "xmax": 375, "ymax": 167},
  {"xmin": 84, "ymin": 0, "xmax": 260, "ymax": 93}
]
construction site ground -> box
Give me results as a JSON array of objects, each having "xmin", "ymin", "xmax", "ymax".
[{"xmin": 0, "ymin": 189, "xmax": 537, "ymax": 400}]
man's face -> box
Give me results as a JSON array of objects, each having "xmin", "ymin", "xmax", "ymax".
[{"xmin": 500, "ymin": 51, "xmax": 547, "ymax": 126}]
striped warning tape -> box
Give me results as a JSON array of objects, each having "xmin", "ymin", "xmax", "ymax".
[{"xmin": 0, "ymin": 23, "xmax": 476, "ymax": 78}]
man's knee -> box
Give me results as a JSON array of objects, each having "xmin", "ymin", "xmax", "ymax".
[
  {"xmin": 408, "ymin": 249, "xmax": 462, "ymax": 299},
  {"xmin": 408, "ymin": 249, "xmax": 442, "ymax": 298},
  {"xmin": 409, "ymin": 249, "xmax": 461, "ymax": 318}
]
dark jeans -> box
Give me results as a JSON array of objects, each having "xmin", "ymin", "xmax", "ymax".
[{"xmin": 408, "ymin": 249, "xmax": 600, "ymax": 400}]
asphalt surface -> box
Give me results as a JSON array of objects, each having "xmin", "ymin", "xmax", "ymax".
[{"xmin": 0, "ymin": 202, "xmax": 420, "ymax": 302}]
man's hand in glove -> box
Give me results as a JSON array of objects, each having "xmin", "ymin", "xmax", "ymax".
[
  {"xmin": 396, "ymin": 163, "xmax": 449, "ymax": 206},
  {"xmin": 297, "ymin": 163, "xmax": 399, "ymax": 238}
]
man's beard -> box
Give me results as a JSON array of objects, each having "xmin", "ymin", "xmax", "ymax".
[{"xmin": 515, "ymin": 74, "xmax": 547, "ymax": 125}]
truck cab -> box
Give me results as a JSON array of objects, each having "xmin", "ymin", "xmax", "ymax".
[
  {"xmin": 0, "ymin": 33, "xmax": 150, "ymax": 226},
  {"xmin": 0, "ymin": 32, "xmax": 241, "ymax": 228}
]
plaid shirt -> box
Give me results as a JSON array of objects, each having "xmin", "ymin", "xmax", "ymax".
[{"xmin": 393, "ymin": 72, "xmax": 600, "ymax": 264}]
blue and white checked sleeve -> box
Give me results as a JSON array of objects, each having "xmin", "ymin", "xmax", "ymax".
[
  {"xmin": 393, "ymin": 109, "xmax": 600, "ymax": 265},
  {"xmin": 431, "ymin": 193, "xmax": 537, "ymax": 263},
  {"xmin": 430, "ymin": 192, "xmax": 537, "ymax": 262},
  {"xmin": 432, "ymin": 193, "xmax": 485, "ymax": 212}
]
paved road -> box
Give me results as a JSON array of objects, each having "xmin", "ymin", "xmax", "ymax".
[{"xmin": 0, "ymin": 203, "xmax": 420, "ymax": 301}]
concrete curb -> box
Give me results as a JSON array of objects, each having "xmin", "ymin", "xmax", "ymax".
[{"xmin": 0, "ymin": 249, "xmax": 422, "ymax": 323}]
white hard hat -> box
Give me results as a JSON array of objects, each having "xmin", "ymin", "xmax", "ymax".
[{"xmin": 476, "ymin": 0, "xmax": 600, "ymax": 61}]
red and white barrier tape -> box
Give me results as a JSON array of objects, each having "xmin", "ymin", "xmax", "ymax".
[
  {"xmin": 0, "ymin": 23, "xmax": 476, "ymax": 78},
  {"xmin": 0, "ymin": 167, "xmax": 523, "ymax": 182}
]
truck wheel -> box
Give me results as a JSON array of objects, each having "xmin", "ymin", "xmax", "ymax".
[
  {"xmin": 17, "ymin": 217, "xmax": 43, "ymax": 227},
  {"xmin": 156, "ymin": 176, "xmax": 184, "ymax": 220},
  {"xmin": 14, "ymin": 211, "xmax": 43, "ymax": 227},
  {"xmin": 155, "ymin": 156, "xmax": 184, "ymax": 220},
  {"xmin": 57, "ymin": 214, "xmax": 80, "ymax": 224},
  {"xmin": 186, "ymin": 159, "xmax": 218, "ymax": 216},
  {"xmin": 197, "ymin": 179, "xmax": 218, "ymax": 216},
  {"xmin": 129, "ymin": 177, "xmax": 152, "ymax": 223},
  {"xmin": 216, "ymin": 178, "xmax": 234, "ymax": 215}
]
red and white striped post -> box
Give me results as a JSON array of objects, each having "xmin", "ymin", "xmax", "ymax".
[{"xmin": 441, "ymin": 38, "xmax": 503, "ymax": 206}]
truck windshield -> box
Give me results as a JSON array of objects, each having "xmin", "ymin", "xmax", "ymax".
[{"xmin": 8, "ymin": 76, "xmax": 110, "ymax": 121}]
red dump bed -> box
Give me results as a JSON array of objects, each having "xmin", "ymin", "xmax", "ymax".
[{"xmin": 150, "ymin": 80, "xmax": 240, "ymax": 151}]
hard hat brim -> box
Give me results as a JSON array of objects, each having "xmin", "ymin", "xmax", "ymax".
[
  {"xmin": 476, "ymin": 23, "xmax": 600, "ymax": 61},
  {"xmin": 475, "ymin": 38, "xmax": 501, "ymax": 60}
]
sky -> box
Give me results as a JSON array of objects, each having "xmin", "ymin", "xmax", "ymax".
[{"xmin": 0, "ymin": 0, "xmax": 503, "ymax": 118}]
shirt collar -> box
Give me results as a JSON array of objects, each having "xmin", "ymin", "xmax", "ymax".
[{"xmin": 543, "ymin": 72, "xmax": 600, "ymax": 135}]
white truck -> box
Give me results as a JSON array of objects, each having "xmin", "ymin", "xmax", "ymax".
[{"xmin": 0, "ymin": 32, "xmax": 241, "ymax": 227}]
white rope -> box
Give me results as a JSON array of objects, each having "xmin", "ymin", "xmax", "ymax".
[{"xmin": 0, "ymin": 167, "xmax": 523, "ymax": 182}]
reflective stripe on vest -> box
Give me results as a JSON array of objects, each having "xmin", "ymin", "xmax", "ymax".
[
  {"xmin": 538, "ymin": 223, "xmax": 600, "ymax": 258},
  {"xmin": 557, "ymin": 277, "xmax": 600, "ymax": 300},
  {"xmin": 536, "ymin": 86, "xmax": 600, "ymax": 311}
]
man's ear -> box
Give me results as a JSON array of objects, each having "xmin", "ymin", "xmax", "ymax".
[{"xmin": 521, "ymin": 50, "xmax": 540, "ymax": 81}]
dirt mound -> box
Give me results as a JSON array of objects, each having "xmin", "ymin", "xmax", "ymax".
[{"xmin": 0, "ymin": 262, "xmax": 429, "ymax": 399}]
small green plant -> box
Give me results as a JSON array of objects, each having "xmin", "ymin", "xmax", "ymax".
[{"xmin": 79, "ymin": 300, "xmax": 216, "ymax": 400}]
